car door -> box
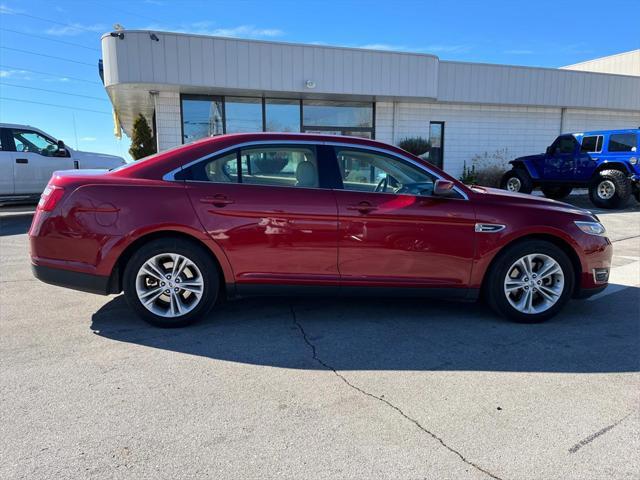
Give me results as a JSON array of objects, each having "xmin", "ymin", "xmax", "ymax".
[
  {"xmin": 8, "ymin": 129, "xmax": 75, "ymax": 194},
  {"xmin": 0, "ymin": 128, "xmax": 15, "ymax": 195},
  {"xmin": 331, "ymin": 147, "xmax": 476, "ymax": 288},
  {"xmin": 543, "ymin": 135, "xmax": 578, "ymax": 180},
  {"xmin": 576, "ymin": 134, "xmax": 603, "ymax": 180},
  {"xmin": 183, "ymin": 143, "xmax": 340, "ymax": 291}
]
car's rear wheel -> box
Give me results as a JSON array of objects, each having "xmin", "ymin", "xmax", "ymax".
[
  {"xmin": 485, "ymin": 240, "xmax": 574, "ymax": 323},
  {"xmin": 541, "ymin": 185, "xmax": 572, "ymax": 200},
  {"xmin": 123, "ymin": 238, "xmax": 219, "ymax": 327},
  {"xmin": 588, "ymin": 169, "xmax": 631, "ymax": 209},
  {"xmin": 500, "ymin": 168, "xmax": 533, "ymax": 194}
]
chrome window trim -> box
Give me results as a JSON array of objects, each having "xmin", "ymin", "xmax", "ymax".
[{"xmin": 162, "ymin": 139, "xmax": 469, "ymax": 200}]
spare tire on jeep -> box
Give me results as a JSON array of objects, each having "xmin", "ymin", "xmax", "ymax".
[
  {"xmin": 500, "ymin": 168, "xmax": 533, "ymax": 194},
  {"xmin": 588, "ymin": 169, "xmax": 631, "ymax": 209}
]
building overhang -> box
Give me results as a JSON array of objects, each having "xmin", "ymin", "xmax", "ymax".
[{"xmin": 101, "ymin": 31, "xmax": 640, "ymax": 136}]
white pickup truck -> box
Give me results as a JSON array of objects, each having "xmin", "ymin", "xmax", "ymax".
[{"xmin": 0, "ymin": 123, "xmax": 126, "ymax": 203}]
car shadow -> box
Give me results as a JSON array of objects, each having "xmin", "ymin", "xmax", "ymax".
[
  {"xmin": 0, "ymin": 213, "xmax": 34, "ymax": 236},
  {"xmin": 91, "ymin": 285, "xmax": 639, "ymax": 373}
]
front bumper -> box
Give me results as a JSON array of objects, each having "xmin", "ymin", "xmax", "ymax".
[{"xmin": 32, "ymin": 264, "xmax": 112, "ymax": 295}]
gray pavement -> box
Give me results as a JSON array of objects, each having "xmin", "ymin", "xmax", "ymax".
[{"xmin": 1, "ymin": 195, "xmax": 639, "ymax": 480}]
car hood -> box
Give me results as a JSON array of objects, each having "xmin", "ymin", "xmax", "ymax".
[
  {"xmin": 74, "ymin": 150, "xmax": 126, "ymax": 165},
  {"xmin": 473, "ymin": 186, "xmax": 594, "ymax": 217},
  {"xmin": 512, "ymin": 153, "xmax": 544, "ymax": 163}
]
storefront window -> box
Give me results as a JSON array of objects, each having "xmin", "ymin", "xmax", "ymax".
[
  {"xmin": 265, "ymin": 99, "xmax": 300, "ymax": 132},
  {"xmin": 181, "ymin": 96, "xmax": 223, "ymax": 143},
  {"xmin": 302, "ymin": 100, "xmax": 373, "ymax": 128},
  {"xmin": 225, "ymin": 97, "xmax": 263, "ymax": 133}
]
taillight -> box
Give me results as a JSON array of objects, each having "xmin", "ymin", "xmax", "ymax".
[{"xmin": 38, "ymin": 185, "xmax": 65, "ymax": 212}]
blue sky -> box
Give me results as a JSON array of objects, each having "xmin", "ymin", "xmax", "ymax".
[{"xmin": 1, "ymin": 0, "xmax": 638, "ymax": 160}]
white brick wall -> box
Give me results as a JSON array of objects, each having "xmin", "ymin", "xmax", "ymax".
[
  {"xmin": 376, "ymin": 102, "xmax": 640, "ymax": 178},
  {"xmin": 562, "ymin": 108, "xmax": 640, "ymax": 133},
  {"xmin": 154, "ymin": 91, "xmax": 182, "ymax": 151},
  {"xmin": 376, "ymin": 102, "xmax": 561, "ymax": 178}
]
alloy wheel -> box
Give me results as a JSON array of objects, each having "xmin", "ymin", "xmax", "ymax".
[
  {"xmin": 503, "ymin": 253, "xmax": 564, "ymax": 314},
  {"xmin": 135, "ymin": 253, "xmax": 204, "ymax": 318},
  {"xmin": 506, "ymin": 177, "xmax": 522, "ymax": 192},
  {"xmin": 597, "ymin": 180, "xmax": 616, "ymax": 200}
]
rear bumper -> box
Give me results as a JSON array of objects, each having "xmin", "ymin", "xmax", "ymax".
[{"xmin": 31, "ymin": 264, "xmax": 111, "ymax": 295}]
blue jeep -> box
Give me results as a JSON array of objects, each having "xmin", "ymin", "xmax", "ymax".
[{"xmin": 500, "ymin": 129, "xmax": 640, "ymax": 209}]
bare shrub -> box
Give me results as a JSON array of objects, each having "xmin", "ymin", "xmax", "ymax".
[{"xmin": 460, "ymin": 148, "xmax": 510, "ymax": 187}]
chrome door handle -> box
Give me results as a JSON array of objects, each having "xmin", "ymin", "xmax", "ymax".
[
  {"xmin": 200, "ymin": 195, "xmax": 234, "ymax": 207},
  {"xmin": 346, "ymin": 202, "xmax": 377, "ymax": 213}
]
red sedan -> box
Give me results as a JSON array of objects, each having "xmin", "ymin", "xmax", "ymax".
[{"xmin": 29, "ymin": 133, "xmax": 612, "ymax": 327}]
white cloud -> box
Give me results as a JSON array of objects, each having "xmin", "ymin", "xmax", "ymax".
[
  {"xmin": 144, "ymin": 22, "xmax": 283, "ymax": 38},
  {"xmin": 80, "ymin": 136, "xmax": 97, "ymax": 142},
  {"xmin": 46, "ymin": 23, "xmax": 106, "ymax": 36},
  {"xmin": 505, "ymin": 49, "xmax": 535, "ymax": 55},
  {"xmin": 0, "ymin": 69, "xmax": 30, "ymax": 80},
  {"xmin": 0, "ymin": 3, "xmax": 20, "ymax": 14},
  {"xmin": 357, "ymin": 43, "xmax": 406, "ymax": 51}
]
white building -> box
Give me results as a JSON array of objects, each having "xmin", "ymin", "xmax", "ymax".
[{"xmin": 101, "ymin": 31, "xmax": 640, "ymax": 176}]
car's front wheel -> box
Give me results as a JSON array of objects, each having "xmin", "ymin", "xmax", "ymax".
[
  {"xmin": 123, "ymin": 238, "xmax": 219, "ymax": 327},
  {"xmin": 485, "ymin": 240, "xmax": 574, "ymax": 323},
  {"xmin": 588, "ymin": 169, "xmax": 631, "ymax": 209},
  {"xmin": 500, "ymin": 168, "xmax": 533, "ymax": 194}
]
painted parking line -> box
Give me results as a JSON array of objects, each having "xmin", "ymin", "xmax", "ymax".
[{"xmin": 588, "ymin": 260, "xmax": 640, "ymax": 301}]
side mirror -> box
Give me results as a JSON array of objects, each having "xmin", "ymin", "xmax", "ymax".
[
  {"xmin": 433, "ymin": 179, "xmax": 456, "ymax": 197},
  {"xmin": 56, "ymin": 140, "xmax": 68, "ymax": 157}
]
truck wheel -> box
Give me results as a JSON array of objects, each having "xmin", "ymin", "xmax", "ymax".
[
  {"xmin": 541, "ymin": 186, "xmax": 572, "ymax": 200},
  {"xmin": 588, "ymin": 169, "xmax": 631, "ymax": 209},
  {"xmin": 500, "ymin": 169, "xmax": 533, "ymax": 194}
]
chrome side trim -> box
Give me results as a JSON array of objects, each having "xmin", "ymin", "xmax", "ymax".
[
  {"xmin": 475, "ymin": 223, "xmax": 506, "ymax": 233},
  {"xmin": 162, "ymin": 139, "xmax": 470, "ymax": 200}
]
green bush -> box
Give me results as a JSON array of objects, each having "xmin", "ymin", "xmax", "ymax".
[
  {"xmin": 398, "ymin": 137, "xmax": 430, "ymax": 157},
  {"xmin": 129, "ymin": 114, "xmax": 156, "ymax": 160}
]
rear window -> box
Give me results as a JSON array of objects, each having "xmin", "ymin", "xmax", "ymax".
[
  {"xmin": 608, "ymin": 133, "xmax": 637, "ymax": 152},
  {"xmin": 580, "ymin": 135, "xmax": 603, "ymax": 153}
]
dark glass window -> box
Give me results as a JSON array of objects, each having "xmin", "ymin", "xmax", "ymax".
[
  {"xmin": 225, "ymin": 97, "xmax": 263, "ymax": 133},
  {"xmin": 181, "ymin": 96, "xmax": 223, "ymax": 143},
  {"xmin": 608, "ymin": 133, "xmax": 637, "ymax": 152},
  {"xmin": 555, "ymin": 136, "xmax": 577, "ymax": 154},
  {"xmin": 302, "ymin": 100, "xmax": 373, "ymax": 128},
  {"xmin": 265, "ymin": 99, "xmax": 300, "ymax": 132},
  {"xmin": 580, "ymin": 135, "xmax": 602, "ymax": 153}
]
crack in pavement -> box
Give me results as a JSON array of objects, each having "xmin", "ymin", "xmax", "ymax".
[
  {"xmin": 290, "ymin": 305, "xmax": 503, "ymax": 480},
  {"xmin": 568, "ymin": 411, "xmax": 634, "ymax": 454}
]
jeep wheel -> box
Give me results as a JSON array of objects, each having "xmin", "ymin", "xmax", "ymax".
[
  {"xmin": 588, "ymin": 169, "xmax": 631, "ymax": 209},
  {"xmin": 541, "ymin": 185, "xmax": 572, "ymax": 200},
  {"xmin": 500, "ymin": 169, "xmax": 533, "ymax": 194}
]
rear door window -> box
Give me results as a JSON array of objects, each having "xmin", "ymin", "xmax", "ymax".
[
  {"xmin": 608, "ymin": 133, "xmax": 637, "ymax": 152},
  {"xmin": 239, "ymin": 146, "xmax": 318, "ymax": 188},
  {"xmin": 580, "ymin": 135, "xmax": 603, "ymax": 153}
]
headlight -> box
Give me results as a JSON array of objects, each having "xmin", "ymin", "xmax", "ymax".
[
  {"xmin": 629, "ymin": 157, "xmax": 637, "ymax": 165},
  {"xmin": 574, "ymin": 221, "xmax": 606, "ymax": 236}
]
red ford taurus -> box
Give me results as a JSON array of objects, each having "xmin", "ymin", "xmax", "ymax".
[{"xmin": 29, "ymin": 133, "xmax": 612, "ymax": 327}]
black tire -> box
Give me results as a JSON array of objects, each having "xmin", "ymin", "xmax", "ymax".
[
  {"xmin": 123, "ymin": 237, "xmax": 219, "ymax": 327},
  {"xmin": 588, "ymin": 169, "xmax": 631, "ymax": 209},
  {"xmin": 541, "ymin": 185, "xmax": 572, "ymax": 200},
  {"xmin": 633, "ymin": 190, "xmax": 640, "ymax": 204},
  {"xmin": 485, "ymin": 240, "xmax": 575, "ymax": 324},
  {"xmin": 500, "ymin": 168, "xmax": 533, "ymax": 194}
]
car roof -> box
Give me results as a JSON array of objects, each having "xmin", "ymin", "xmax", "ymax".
[{"xmin": 574, "ymin": 128, "xmax": 639, "ymax": 136}]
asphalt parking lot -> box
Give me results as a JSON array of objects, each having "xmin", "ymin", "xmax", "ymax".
[{"xmin": 1, "ymin": 195, "xmax": 639, "ymax": 480}]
